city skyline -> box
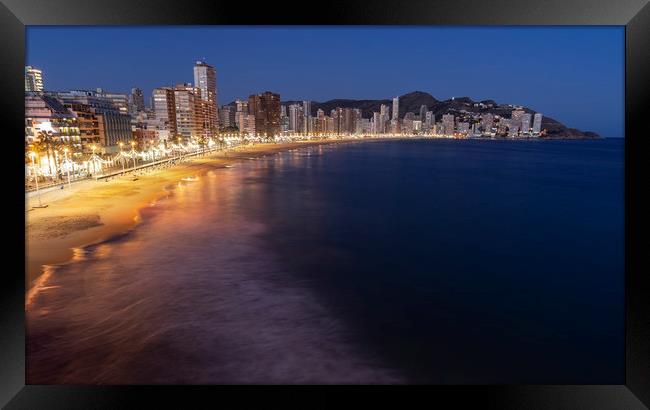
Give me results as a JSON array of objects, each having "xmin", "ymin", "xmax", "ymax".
[{"xmin": 26, "ymin": 26, "xmax": 624, "ymax": 138}]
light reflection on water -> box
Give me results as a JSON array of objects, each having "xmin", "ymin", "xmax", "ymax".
[
  {"xmin": 26, "ymin": 139, "xmax": 624, "ymax": 384},
  {"xmin": 26, "ymin": 145, "xmax": 400, "ymax": 384}
]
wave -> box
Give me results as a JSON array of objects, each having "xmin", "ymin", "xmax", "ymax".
[{"xmin": 26, "ymin": 159, "xmax": 401, "ymax": 384}]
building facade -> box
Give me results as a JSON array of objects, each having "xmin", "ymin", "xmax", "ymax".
[
  {"xmin": 532, "ymin": 113, "xmax": 543, "ymax": 134},
  {"xmin": 302, "ymin": 101, "xmax": 312, "ymax": 133},
  {"xmin": 173, "ymin": 83, "xmax": 205, "ymax": 141},
  {"xmin": 521, "ymin": 113, "xmax": 532, "ymax": 134},
  {"xmin": 248, "ymin": 91, "xmax": 281, "ymax": 139},
  {"xmin": 392, "ymin": 96, "xmax": 399, "ymax": 120},
  {"xmin": 25, "ymin": 66, "xmax": 44, "ymax": 92},
  {"xmin": 25, "ymin": 94, "xmax": 80, "ymax": 148},
  {"xmin": 94, "ymin": 89, "xmax": 130, "ymax": 115},
  {"xmin": 288, "ymin": 104, "xmax": 303, "ymax": 133},
  {"xmin": 130, "ymin": 88, "xmax": 145, "ymax": 114},
  {"xmin": 46, "ymin": 90, "xmax": 132, "ymax": 151},
  {"xmin": 510, "ymin": 109, "xmax": 525, "ymax": 136},
  {"xmin": 152, "ymin": 87, "xmax": 178, "ymax": 137},
  {"xmin": 219, "ymin": 105, "xmax": 236, "ymax": 128},
  {"xmin": 442, "ymin": 114, "xmax": 455, "ymax": 135},
  {"xmin": 193, "ymin": 60, "xmax": 218, "ymax": 133}
]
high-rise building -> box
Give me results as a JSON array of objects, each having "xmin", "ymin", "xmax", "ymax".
[
  {"xmin": 424, "ymin": 111, "xmax": 434, "ymax": 131},
  {"xmin": 243, "ymin": 114, "xmax": 256, "ymax": 135},
  {"xmin": 339, "ymin": 108, "xmax": 359, "ymax": 134},
  {"xmin": 303, "ymin": 101, "xmax": 312, "ymax": 133},
  {"xmin": 64, "ymin": 102, "xmax": 104, "ymax": 149},
  {"xmin": 480, "ymin": 113, "xmax": 494, "ymax": 134},
  {"xmin": 390, "ymin": 119, "xmax": 400, "ymax": 134},
  {"xmin": 236, "ymin": 111, "xmax": 246, "ymax": 132},
  {"xmin": 288, "ymin": 104, "xmax": 303, "ymax": 132},
  {"xmin": 372, "ymin": 112, "xmax": 380, "ymax": 134},
  {"xmin": 235, "ymin": 100, "xmax": 248, "ymax": 114},
  {"xmin": 325, "ymin": 116, "xmax": 335, "ymax": 134},
  {"xmin": 153, "ymin": 87, "xmax": 177, "ymax": 136},
  {"xmin": 25, "ymin": 66, "xmax": 44, "ymax": 92},
  {"xmin": 378, "ymin": 104, "xmax": 390, "ymax": 134},
  {"xmin": 510, "ymin": 109, "xmax": 525, "ymax": 136},
  {"xmin": 352, "ymin": 109, "xmax": 362, "ymax": 134},
  {"xmin": 248, "ymin": 91, "xmax": 281, "ymax": 139},
  {"xmin": 419, "ymin": 105, "xmax": 427, "ymax": 122},
  {"xmin": 360, "ymin": 118, "xmax": 371, "ymax": 134},
  {"xmin": 193, "ymin": 61, "xmax": 218, "ymax": 133},
  {"xmin": 435, "ymin": 123, "xmax": 444, "ymax": 135},
  {"xmin": 219, "ymin": 105, "xmax": 236, "ymax": 128},
  {"xmin": 507, "ymin": 119, "xmax": 519, "ymax": 137},
  {"xmin": 521, "ymin": 113, "xmax": 532, "ymax": 134},
  {"xmin": 313, "ymin": 109, "xmax": 325, "ymax": 135},
  {"xmin": 442, "ymin": 114, "xmax": 455, "ymax": 135},
  {"xmin": 457, "ymin": 122, "xmax": 470, "ymax": 135},
  {"xmin": 331, "ymin": 108, "xmax": 344, "ymax": 135},
  {"xmin": 355, "ymin": 114, "xmax": 364, "ymax": 134},
  {"xmin": 45, "ymin": 90, "xmax": 132, "ymax": 151},
  {"xmin": 235, "ymin": 100, "xmax": 249, "ymax": 131},
  {"xmin": 133, "ymin": 115, "xmax": 170, "ymax": 146},
  {"xmin": 532, "ymin": 113, "xmax": 543, "ymax": 134},
  {"xmin": 25, "ymin": 94, "xmax": 80, "ymax": 149},
  {"xmin": 392, "ymin": 96, "xmax": 399, "ymax": 120},
  {"xmin": 130, "ymin": 88, "xmax": 145, "ymax": 114},
  {"xmin": 496, "ymin": 117, "xmax": 508, "ymax": 136},
  {"xmin": 173, "ymin": 83, "xmax": 205, "ymax": 140},
  {"xmin": 93, "ymin": 88, "xmax": 130, "ymax": 115}
]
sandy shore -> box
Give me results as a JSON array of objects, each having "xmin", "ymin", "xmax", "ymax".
[{"xmin": 25, "ymin": 138, "xmax": 382, "ymax": 290}]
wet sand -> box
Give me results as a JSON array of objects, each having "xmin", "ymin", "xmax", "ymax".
[{"xmin": 25, "ymin": 139, "xmax": 375, "ymax": 290}]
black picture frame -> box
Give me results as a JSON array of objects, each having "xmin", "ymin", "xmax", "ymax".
[{"xmin": 2, "ymin": 0, "xmax": 649, "ymax": 408}]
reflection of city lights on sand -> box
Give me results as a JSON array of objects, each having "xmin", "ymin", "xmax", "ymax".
[
  {"xmin": 26, "ymin": 265, "xmax": 58, "ymax": 308},
  {"xmin": 72, "ymin": 247, "xmax": 90, "ymax": 261}
]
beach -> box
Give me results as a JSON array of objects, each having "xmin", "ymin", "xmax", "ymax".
[{"xmin": 25, "ymin": 138, "xmax": 367, "ymax": 291}]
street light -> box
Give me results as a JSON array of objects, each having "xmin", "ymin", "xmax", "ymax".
[
  {"xmin": 29, "ymin": 151, "xmax": 44, "ymax": 208},
  {"xmin": 131, "ymin": 141, "xmax": 137, "ymax": 169},
  {"xmin": 119, "ymin": 142, "xmax": 125, "ymax": 174},
  {"xmin": 91, "ymin": 145, "xmax": 96, "ymax": 177},
  {"xmin": 63, "ymin": 148, "xmax": 71, "ymax": 189}
]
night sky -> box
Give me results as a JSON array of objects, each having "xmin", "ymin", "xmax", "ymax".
[{"xmin": 26, "ymin": 26, "xmax": 624, "ymax": 137}]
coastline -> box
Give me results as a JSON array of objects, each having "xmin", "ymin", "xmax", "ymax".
[
  {"xmin": 25, "ymin": 135, "xmax": 608, "ymax": 293},
  {"xmin": 25, "ymin": 138, "xmax": 377, "ymax": 292}
]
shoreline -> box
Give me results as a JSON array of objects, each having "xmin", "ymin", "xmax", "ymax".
[
  {"xmin": 25, "ymin": 138, "xmax": 386, "ymax": 292},
  {"xmin": 25, "ymin": 135, "xmax": 610, "ymax": 293}
]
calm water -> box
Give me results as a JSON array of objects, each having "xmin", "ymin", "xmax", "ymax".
[{"xmin": 27, "ymin": 138, "xmax": 624, "ymax": 384}]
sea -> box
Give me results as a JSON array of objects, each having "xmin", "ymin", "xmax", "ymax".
[{"xmin": 26, "ymin": 138, "xmax": 624, "ymax": 384}]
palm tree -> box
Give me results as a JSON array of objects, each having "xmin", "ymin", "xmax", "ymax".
[
  {"xmin": 57, "ymin": 140, "xmax": 76, "ymax": 176},
  {"xmin": 197, "ymin": 135, "xmax": 207, "ymax": 155},
  {"xmin": 35, "ymin": 131, "xmax": 58, "ymax": 178},
  {"xmin": 211, "ymin": 126, "xmax": 223, "ymax": 151}
]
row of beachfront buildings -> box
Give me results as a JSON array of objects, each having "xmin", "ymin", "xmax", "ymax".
[
  {"xmin": 25, "ymin": 63, "xmax": 545, "ymax": 156},
  {"xmin": 271, "ymin": 97, "xmax": 544, "ymax": 138}
]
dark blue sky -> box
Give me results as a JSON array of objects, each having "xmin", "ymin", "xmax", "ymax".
[{"xmin": 27, "ymin": 26, "xmax": 624, "ymax": 137}]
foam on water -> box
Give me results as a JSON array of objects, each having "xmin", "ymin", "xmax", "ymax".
[{"xmin": 26, "ymin": 147, "xmax": 401, "ymax": 384}]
